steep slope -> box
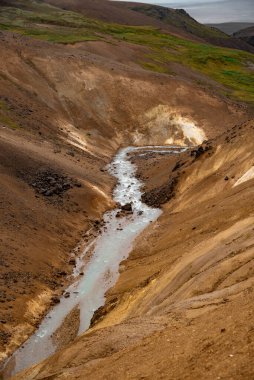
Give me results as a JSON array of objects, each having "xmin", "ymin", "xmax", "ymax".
[
  {"xmin": 42, "ymin": 0, "xmax": 254, "ymax": 53},
  {"xmin": 0, "ymin": 0, "xmax": 253, "ymax": 376},
  {"xmin": 1, "ymin": 26, "xmax": 248, "ymax": 365},
  {"xmin": 117, "ymin": 1, "xmax": 227, "ymax": 39},
  {"xmin": 1, "ymin": 0, "xmax": 254, "ymax": 103},
  {"xmin": 234, "ymin": 26, "xmax": 254, "ymax": 47},
  {"xmin": 116, "ymin": 1, "xmax": 254, "ymax": 53},
  {"xmin": 2, "ymin": 0, "xmax": 254, "ymax": 53},
  {"xmin": 43, "ymin": 0, "xmax": 195, "ymax": 40},
  {"xmin": 14, "ymin": 119, "xmax": 254, "ymax": 380},
  {"xmin": 0, "ymin": 31, "xmax": 118, "ymax": 364},
  {"xmin": 44, "ymin": 0, "xmax": 159, "ymax": 25}
]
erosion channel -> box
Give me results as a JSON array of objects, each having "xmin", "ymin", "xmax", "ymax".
[{"xmin": 2, "ymin": 145, "xmax": 186, "ymax": 379}]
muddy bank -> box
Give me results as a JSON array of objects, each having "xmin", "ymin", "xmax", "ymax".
[
  {"xmin": 0, "ymin": 20, "xmax": 253, "ymax": 379},
  {"xmin": 10, "ymin": 120, "xmax": 254, "ymax": 380},
  {"xmin": 0, "ymin": 130, "xmax": 115, "ymax": 366},
  {"xmin": 131, "ymin": 141, "xmax": 214, "ymax": 208},
  {"xmin": 0, "ymin": 31, "xmax": 249, "ymax": 363},
  {"xmin": 3, "ymin": 146, "xmax": 175, "ymax": 378}
]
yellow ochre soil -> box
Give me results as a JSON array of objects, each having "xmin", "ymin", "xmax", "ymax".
[
  {"xmin": 0, "ymin": 14, "xmax": 253, "ymax": 378},
  {"xmin": 14, "ymin": 120, "xmax": 254, "ymax": 379}
]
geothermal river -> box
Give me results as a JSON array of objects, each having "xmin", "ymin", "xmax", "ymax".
[{"xmin": 2, "ymin": 145, "xmax": 185, "ymax": 379}]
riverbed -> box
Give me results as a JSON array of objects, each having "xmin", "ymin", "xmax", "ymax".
[{"xmin": 2, "ymin": 145, "xmax": 185, "ymax": 379}]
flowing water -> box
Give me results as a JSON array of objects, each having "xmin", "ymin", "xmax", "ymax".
[{"xmin": 2, "ymin": 145, "xmax": 185, "ymax": 379}]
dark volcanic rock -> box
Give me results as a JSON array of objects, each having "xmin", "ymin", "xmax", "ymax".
[
  {"xmin": 172, "ymin": 160, "xmax": 185, "ymax": 172},
  {"xmin": 121, "ymin": 203, "xmax": 133, "ymax": 212},
  {"xmin": 90, "ymin": 297, "xmax": 118, "ymax": 327},
  {"xmin": 190, "ymin": 146, "xmax": 204, "ymax": 158},
  {"xmin": 190, "ymin": 143, "xmax": 212, "ymax": 159},
  {"xmin": 116, "ymin": 203, "xmax": 134, "ymax": 218},
  {"xmin": 141, "ymin": 178, "xmax": 177, "ymax": 208},
  {"xmin": 51, "ymin": 296, "xmax": 60, "ymax": 305},
  {"xmin": 69, "ymin": 258, "xmax": 76, "ymax": 265},
  {"xmin": 24, "ymin": 169, "xmax": 82, "ymax": 199}
]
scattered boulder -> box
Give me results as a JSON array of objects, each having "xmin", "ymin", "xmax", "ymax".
[
  {"xmin": 57, "ymin": 271, "xmax": 67, "ymax": 277},
  {"xmin": 121, "ymin": 203, "xmax": 133, "ymax": 212},
  {"xmin": 69, "ymin": 258, "xmax": 76, "ymax": 266},
  {"xmin": 190, "ymin": 144, "xmax": 212, "ymax": 159},
  {"xmin": 190, "ymin": 146, "xmax": 204, "ymax": 158},
  {"xmin": 141, "ymin": 178, "xmax": 177, "ymax": 208},
  {"xmin": 116, "ymin": 203, "xmax": 133, "ymax": 218},
  {"xmin": 0, "ymin": 331, "xmax": 11, "ymax": 345},
  {"xmin": 25, "ymin": 169, "xmax": 82, "ymax": 199},
  {"xmin": 51, "ymin": 296, "xmax": 60, "ymax": 305}
]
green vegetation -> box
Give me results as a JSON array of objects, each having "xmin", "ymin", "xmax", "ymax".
[
  {"xmin": 126, "ymin": 5, "xmax": 228, "ymax": 40},
  {"xmin": 0, "ymin": 100, "xmax": 19, "ymax": 129},
  {"xmin": 0, "ymin": 0, "xmax": 254, "ymax": 103},
  {"xmin": 107, "ymin": 27, "xmax": 254, "ymax": 102},
  {"xmin": 140, "ymin": 61, "xmax": 171, "ymax": 74},
  {"xmin": 0, "ymin": 2, "xmax": 100, "ymax": 43}
]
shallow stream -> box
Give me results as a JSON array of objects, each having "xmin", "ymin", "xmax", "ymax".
[{"xmin": 2, "ymin": 145, "xmax": 185, "ymax": 378}]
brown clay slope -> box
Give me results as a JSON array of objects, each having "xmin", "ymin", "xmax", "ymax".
[
  {"xmin": 0, "ymin": 31, "xmax": 119, "ymax": 362},
  {"xmin": 15, "ymin": 119, "xmax": 254, "ymax": 380},
  {"xmin": 0, "ymin": 27, "xmax": 251, "ymax": 371},
  {"xmin": 0, "ymin": 128, "xmax": 114, "ymax": 359}
]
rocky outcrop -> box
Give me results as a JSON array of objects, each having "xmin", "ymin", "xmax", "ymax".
[{"xmin": 141, "ymin": 178, "xmax": 177, "ymax": 208}]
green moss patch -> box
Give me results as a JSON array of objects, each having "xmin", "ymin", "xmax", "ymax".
[{"xmin": 0, "ymin": 0, "xmax": 254, "ymax": 103}]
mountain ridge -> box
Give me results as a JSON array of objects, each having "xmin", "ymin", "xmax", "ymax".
[
  {"xmin": 234, "ymin": 26, "xmax": 254, "ymax": 47},
  {"xmin": 207, "ymin": 22, "xmax": 254, "ymax": 35}
]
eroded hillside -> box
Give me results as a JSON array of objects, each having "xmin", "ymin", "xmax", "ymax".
[
  {"xmin": 14, "ymin": 119, "xmax": 254, "ymax": 380},
  {"xmin": 0, "ymin": 0, "xmax": 254, "ymax": 378}
]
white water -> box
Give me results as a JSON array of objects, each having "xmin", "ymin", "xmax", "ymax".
[{"xmin": 2, "ymin": 145, "xmax": 185, "ymax": 379}]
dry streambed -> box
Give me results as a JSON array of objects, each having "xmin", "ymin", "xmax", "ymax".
[{"xmin": 1, "ymin": 145, "xmax": 185, "ymax": 379}]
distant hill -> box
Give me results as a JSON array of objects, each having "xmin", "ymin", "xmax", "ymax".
[
  {"xmin": 117, "ymin": 2, "xmax": 227, "ymax": 40},
  {"xmin": 116, "ymin": 2, "xmax": 254, "ymax": 53},
  {"xmin": 207, "ymin": 23, "xmax": 254, "ymax": 35},
  {"xmin": 43, "ymin": 0, "xmax": 195, "ymax": 40},
  {"xmin": 234, "ymin": 26, "xmax": 254, "ymax": 47},
  {"xmin": 2, "ymin": 0, "xmax": 254, "ymax": 54},
  {"xmin": 43, "ymin": 0, "xmax": 159, "ymax": 26}
]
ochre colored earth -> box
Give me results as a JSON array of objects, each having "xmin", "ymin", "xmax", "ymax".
[{"xmin": 0, "ymin": 1, "xmax": 254, "ymax": 378}]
